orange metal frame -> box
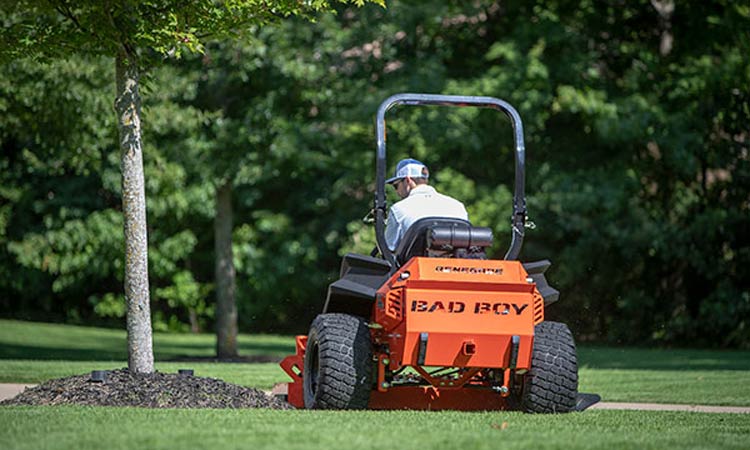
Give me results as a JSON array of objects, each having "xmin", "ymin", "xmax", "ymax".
[
  {"xmin": 280, "ymin": 257, "xmax": 545, "ymax": 410},
  {"xmin": 279, "ymin": 335, "xmax": 306, "ymax": 408}
]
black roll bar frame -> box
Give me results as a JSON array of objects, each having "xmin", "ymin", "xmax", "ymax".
[{"xmin": 373, "ymin": 93, "xmax": 527, "ymax": 267}]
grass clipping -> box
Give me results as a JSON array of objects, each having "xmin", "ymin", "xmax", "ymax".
[{"xmin": 1, "ymin": 369, "xmax": 292, "ymax": 409}]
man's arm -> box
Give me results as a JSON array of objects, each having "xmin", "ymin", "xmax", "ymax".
[{"xmin": 385, "ymin": 207, "xmax": 402, "ymax": 252}]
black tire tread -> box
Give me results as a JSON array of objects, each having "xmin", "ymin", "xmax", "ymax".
[
  {"xmin": 521, "ymin": 321, "xmax": 578, "ymax": 413},
  {"xmin": 304, "ymin": 313, "xmax": 373, "ymax": 409}
]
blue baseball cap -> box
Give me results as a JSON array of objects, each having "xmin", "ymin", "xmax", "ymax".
[{"xmin": 386, "ymin": 158, "xmax": 430, "ymax": 184}]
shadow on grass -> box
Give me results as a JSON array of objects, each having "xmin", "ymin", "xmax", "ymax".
[
  {"xmin": 578, "ymin": 346, "xmax": 750, "ymax": 371},
  {"xmin": 155, "ymin": 342, "xmax": 295, "ymax": 355},
  {"xmin": 0, "ymin": 341, "xmax": 296, "ymax": 362},
  {"xmin": 0, "ymin": 343, "xmax": 127, "ymax": 361}
]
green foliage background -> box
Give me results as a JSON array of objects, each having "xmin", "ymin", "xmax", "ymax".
[{"xmin": 1, "ymin": 0, "xmax": 748, "ymax": 347}]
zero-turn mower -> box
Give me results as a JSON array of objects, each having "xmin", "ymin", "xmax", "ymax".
[{"xmin": 279, "ymin": 93, "xmax": 583, "ymax": 412}]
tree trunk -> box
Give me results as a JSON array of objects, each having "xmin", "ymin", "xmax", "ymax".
[
  {"xmin": 651, "ymin": 0, "xmax": 674, "ymax": 56},
  {"xmin": 115, "ymin": 50, "xmax": 154, "ymax": 374},
  {"xmin": 215, "ymin": 181, "xmax": 238, "ymax": 358},
  {"xmin": 188, "ymin": 308, "xmax": 200, "ymax": 333}
]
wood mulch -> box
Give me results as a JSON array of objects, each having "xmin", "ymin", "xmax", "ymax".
[{"xmin": 0, "ymin": 369, "xmax": 292, "ymax": 409}]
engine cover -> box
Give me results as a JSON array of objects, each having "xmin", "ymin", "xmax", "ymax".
[{"xmin": 373, "ymin": 257, "xmax": 544, "ymax": 370}]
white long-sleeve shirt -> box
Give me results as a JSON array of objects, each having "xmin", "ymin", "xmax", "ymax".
[{"xmin": 385, "ymin": 185, "xmax": 469, "ymax": 251}]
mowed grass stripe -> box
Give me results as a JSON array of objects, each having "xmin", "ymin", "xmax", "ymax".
[
  {"xmin": 0, "ymin": 319, "xmax": 295, "ymax": 361},
  {"xmin": 580, "ymin": 368, "xmax": 750, "ymax": 406},
  {"xmin": 2, "ymin": 362, "xmax": 749, "ymax": 406},
  {"xmin": 1, "ymin": 407, "xmax": 749, "ymax": 450}
]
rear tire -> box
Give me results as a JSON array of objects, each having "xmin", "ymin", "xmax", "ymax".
[
  {"xmin": 521, "ymin": 321, "xmax": 578, "ymax": 413},
  {"xmin": 303, "ymin": 313, "xmax": 373, "ymax": 409}
]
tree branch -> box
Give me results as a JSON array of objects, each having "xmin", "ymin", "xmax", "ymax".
[{"xmin": 52, "ymin": 1, "xmax": 90, "ymax": 37}]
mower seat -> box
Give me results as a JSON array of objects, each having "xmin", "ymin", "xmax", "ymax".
[{"xmin": 394, "ymin": 217, "xmax": 493, "ymax": 266}]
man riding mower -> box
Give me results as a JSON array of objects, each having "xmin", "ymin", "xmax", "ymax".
[{"xmin": 279, "ymin": 93, "xmax": 581, "ymax": 413}]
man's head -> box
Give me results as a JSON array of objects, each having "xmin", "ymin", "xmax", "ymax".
[{"xmin": 386, "ymin": 158, "xmax": 429, "ymax": 199}]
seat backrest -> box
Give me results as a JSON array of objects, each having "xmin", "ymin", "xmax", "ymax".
[
  {"xmin": 394, "ymin": 217, "xmax": 475, "ymax": 266},
  {"xmin": 427, "ymin": 225, "xmax": 493, "ymax": 250}
]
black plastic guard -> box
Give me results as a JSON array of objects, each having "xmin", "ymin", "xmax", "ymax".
[
  {"xmin": 322, "ymin": 253, "xmax": 391, "ymax": 317},
  {"xmin": 522, "ymin": 260, "xmax": 560, "ymax": 306},
  {"xmin": 575, "ymin": 393, "xmax": 602, "ymax": 411}
]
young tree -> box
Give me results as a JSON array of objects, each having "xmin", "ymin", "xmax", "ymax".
[{"xmin": 1, "ymin": 0, "xmax": 378, "ymax": 372}]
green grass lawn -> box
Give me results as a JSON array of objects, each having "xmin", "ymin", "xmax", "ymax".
[
  {"xmin": 2, "ymin": 319, "xmax": 750, "ymax": 405},
  {"xmin": 577, "ymin": 346, "xmax": 750, "ymax": 406},
  {"xmin": 1, "ymin": 407, "xmax": 748, "ymax": 450},
  {"xmin": 0, "ymin": 319, "xmax": 293, "ymax": 389},
  {"xmin": 2, "ymin": 319, "xmax": 750, "ymax": 450}
]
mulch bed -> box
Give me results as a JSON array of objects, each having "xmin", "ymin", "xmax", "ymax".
[{"xmin": 0, "ymin": 369, "xmax": 292, "ymax": 409}]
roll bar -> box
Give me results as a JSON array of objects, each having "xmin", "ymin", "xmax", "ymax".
[{"xmin": 374, "ymin": 93, "xmax": 527, "ymax": 267}]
